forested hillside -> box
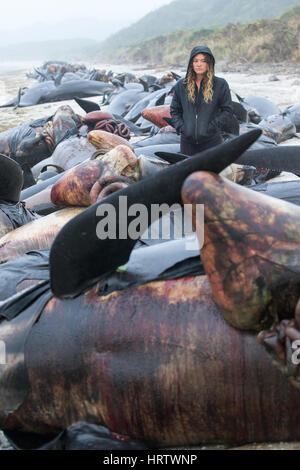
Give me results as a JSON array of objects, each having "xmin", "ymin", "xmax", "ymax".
[
  {"xmin": 96, "ymin": 5, "xmax": 300, "ymax": 65},
  {"xmin": 99, "ymin": 0, "xmax": 300, "ymax": 52}
]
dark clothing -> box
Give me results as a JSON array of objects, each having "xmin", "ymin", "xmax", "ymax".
[
  {"xmin": 170, "ymin": 76, "xmax": 235, "ymax": 143},
  {"xmin": 170, "ymin": 45, "xmax": 238, "ymax": 149},
  {"xmin": 180, "ymin": 133, "xmax": 223, "ymax": 156}
]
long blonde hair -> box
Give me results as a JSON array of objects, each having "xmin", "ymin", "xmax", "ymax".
[{"xmin": 186, "ymin": 55, "xmax": 214, "ymax": 104}]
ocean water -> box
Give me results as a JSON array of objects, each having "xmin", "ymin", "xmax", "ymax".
[{"xmin": 0, "ymin": 61, "xmax": 40, "ymax": 73}]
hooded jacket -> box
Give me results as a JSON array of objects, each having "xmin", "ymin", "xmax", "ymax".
[{"xmin": 170, "ymin": 46, "xmax": 237, "ymax": 143}]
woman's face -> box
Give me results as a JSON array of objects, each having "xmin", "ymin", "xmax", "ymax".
[{"xmin": 192, "ymin": 53, "xmax": 208, "ymax": 76}]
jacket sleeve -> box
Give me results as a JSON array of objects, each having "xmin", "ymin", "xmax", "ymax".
[
  {"xmin": 170, "ymin": 85, "xmax": 184, "ymax": 134},
  {"xmin": 209, "ymin": 80, "xmax": 239, "ymax": 135}
]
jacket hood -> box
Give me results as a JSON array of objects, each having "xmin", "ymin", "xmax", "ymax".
[{"xmin": 186, "ymin": 46, "xmax": 215, "ymax": 76}]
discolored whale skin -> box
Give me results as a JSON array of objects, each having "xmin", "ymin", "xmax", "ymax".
[
  {"xmin": 50, "ymin": 160, "xmax": 106, "ymax": 207},
  {"xmin": 141, "ymin": 105, "xmax": 171, "ymax": 128},
  {"xmin": 0, "ymin": 208, "xmax": 84, "ymax": 264},
  {"xmin": 0, "ymin": 105, "xmax": 83, "ymax": 168},
  {"xmin": 259, "ymin": 114, "xmax": 296, "ymax": 144},
  {"xmin": 2, "ymin": 275, "xmax": 300, "ymax": 446},
  {"xmin": 88, "ymin": 130, "xmax": 133, "ymax": 154},
  {"xmin": 182, "ymin": 171, "xmax": 300, "ymax": 331},
  {"xmin": 50, "ymin": 146, "xmax": 139, "ymax": 208},
  {"xmin": 2, "ymin": 131, "xmax": 300, "ymax": 447},
  {"xmin": 22, "ymin": 145, "xmax": 139, "ymax": 216}
]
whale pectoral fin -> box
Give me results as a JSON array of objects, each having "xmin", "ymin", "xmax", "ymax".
[
  {"xmin": 170, "ymin": 71, "xmax": 181, "ymax": 81},
  {"xmin": 154, "ymin": 151, "xmax": 188, "ymax": 164},
  {"xmin": 74, "ymin": 97, "xmax": 101, "ymax": 113},
  {"xmin": 50, "ymin": 130, "xmax": 261, "ymax": 298},
  {"xmin": 139, "ymin": 78, "xmax": 149, "ymax": 92},
  {"xmin": 13, "ymin": 88, "xmax": 23, "ymax": 109},
  {"xmin": 182, "ymin": 171, "xmax": 300, "ymax": 331},
  {"xmin": 162, "ymin": 117, "xmax": 173, "ymax": 126},
  {"xmin": 155, "ymin": 93, "xmax": 167, "ymax": 106}
]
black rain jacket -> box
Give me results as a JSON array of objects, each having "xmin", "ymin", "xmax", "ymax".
[{"xmin": 170, "ymin": 46, "xmax": 237, "ymax": 143}]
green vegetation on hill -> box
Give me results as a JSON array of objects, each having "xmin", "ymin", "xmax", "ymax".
[
  {"xmin": 280, "ymin": 3, "xmax": 300, "ymax": 18},
  {"xmin": 99, "ymin": 0, "xmax": 300, "ymax": 53},
  {"xmin": 96, "ymin": 4, "xmax": 300, "ymax": 65}
]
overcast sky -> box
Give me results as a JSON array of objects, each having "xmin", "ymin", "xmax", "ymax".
[{"xmin": 1, "ymin": 0, "xmax": 173, "ymax": 29}]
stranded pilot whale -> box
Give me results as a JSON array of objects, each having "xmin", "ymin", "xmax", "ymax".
[{"xmin": 1, "ymin": 129, "xmax": 300, "ymax": 448}]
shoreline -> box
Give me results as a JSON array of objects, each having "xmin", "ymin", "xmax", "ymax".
[
  {"xmin": 0, "ymin": 60, "xmax": 299, "ymax": 133},
  {"xmin": 1, "ymin": 59, "xmax": 300, "ymax": 74}
]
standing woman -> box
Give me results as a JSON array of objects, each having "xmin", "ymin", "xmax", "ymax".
[{"xmin": 170, "ymin": 46, "xmax": 236, "ymax": 156}]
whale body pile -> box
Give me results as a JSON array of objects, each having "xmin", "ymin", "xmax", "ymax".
[{"xmin": 0, "ymin": 63, "xmax": 300, "ymax": 450}]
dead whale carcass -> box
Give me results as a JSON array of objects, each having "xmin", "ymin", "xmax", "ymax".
[
  {"xmin": 0, "ymin": 80, "xmax": 115, "ymax": 108},
  {"xmin": 0, "ymin": 155, "xmax": 38, "ymax": 238},
  {"xmin": 0, "ymin": 105, "xmax": 83, "ymax": 169},
  {"xmin": 0, "ymin": 147, "xmax": 141, "ymax": 260},
  {"xmin": 1, "ymin": 137, "xmax": 300, "ymax": 446}
]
